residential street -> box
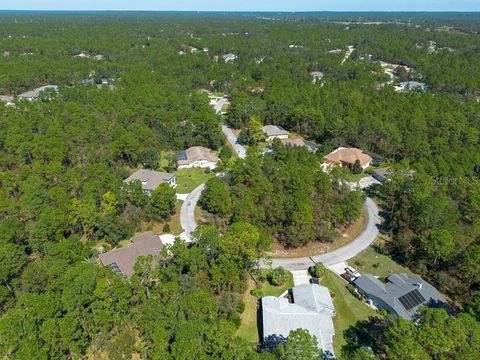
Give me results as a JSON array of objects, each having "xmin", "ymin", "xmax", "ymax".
[
  {"xmin": 213, "ymin": 96, "xmax": 228, "ymax": 114},
  {"xmin": 221, "ymin": 125, "xmax": 247, "ymax": 159}
]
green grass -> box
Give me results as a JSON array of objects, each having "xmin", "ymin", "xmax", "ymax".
[
  {"xmin": 236, "ymin": 271, "xmax": 294, "ymax": 344},
  {"xmin": 320, "ymin": 270, "xmax": 378, "ymax": 356},
  {"xmin": 174, "ymin": 168, "xmax": 215, "ymax": 193},
  {"xmin": 350, "ymin": 246, "xmax": 412, "ymax": 280}
]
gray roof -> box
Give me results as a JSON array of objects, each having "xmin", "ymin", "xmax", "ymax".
[
  {"xmin": 18, "ymin": 85, "xmax": 58, "ymax": 99},
  {"xmin": 124, "ymin": 169, "xmax": 175, "ymax": 192},
  {"xmin": 0, "ymin": 95, "xmax": 14, "ymax": 103},
  {"xmin": 99, "ymin": 231, "xmax": 163, "ymax": 277},
  {"xmin": 262, "ymin": 284, "xmax": 335, "ymax": 355},
  {"xmin": 400, "ymin": 81, "xmax": 427, "ymax": 89},
  {"xmin": 372, "ymin": 167, "xmax": 391, "ymax": 178},
  {"xmin": 262, "ymin": 125, "xmax": 289, "ymax": 137},
  {"xmin": 354, "ymin": 273, "xmax": 446, "ymax": 320}
]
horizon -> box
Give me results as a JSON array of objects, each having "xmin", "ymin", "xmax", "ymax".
[{"xmin": 1, "ymin": 1, "xmax": 479, "ymax": 12}]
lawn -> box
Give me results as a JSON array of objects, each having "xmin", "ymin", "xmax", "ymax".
[
  {"xmin": 151, "ymin": 201, "xmax": 184, "ymax": 235},
  {"xmin": 236, "ymin": 271, "xmax": 294, "ymax": 345},
  {"xmin": 174, "ymin": 168, "xmax": 215, "ymax": 193},
  {"xmin": 320, "ymin": 270, "xmax": 378, "ymax": 356},
  {"xmin": 350, "ymin": 246, "xmax": 412, "ymax": 280}
]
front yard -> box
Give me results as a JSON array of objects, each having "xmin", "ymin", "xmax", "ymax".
[{"xmin": 174, "ymin": 168, "xmax": 215, "ymax": 193}]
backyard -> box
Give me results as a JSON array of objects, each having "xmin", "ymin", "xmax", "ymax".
[
  {"xmin": 236, "ymin": 270, "xmax": 294, "ymax": 345},
  {"xmin": 174, "ymin": 168, "xmax": 215, "ymax": 193}
]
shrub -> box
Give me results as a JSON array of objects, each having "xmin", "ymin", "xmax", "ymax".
[
  {"xmin": 372, "ymin": 262, "xmax": 380, "ymax": 269},
  {"xmin": 268, "ymin": 267, "xmax": 289, "ymax": 287},
  {"xmin": 250, "ymin": 288, "xmax": 264, "ymax": 298},
  {"xmin": 347, "ymin": 284, "xmax": 363, "ymax": 300},
  {"xmin": 163, "ymin": 223, "xmax": 171, "ymax": 233},
  {"xmin": 309, "ymin": 263, "xmax": 326, "ymax": 280}
]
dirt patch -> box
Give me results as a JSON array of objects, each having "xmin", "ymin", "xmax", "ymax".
[{"xmin": 269, "ymin": 208, "xmax": 367, "ymax": 258}]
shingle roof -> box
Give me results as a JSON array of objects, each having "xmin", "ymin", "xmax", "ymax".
[
  {"xmin": 262, "ymin": 125, "xmax": 289, "ymax": 137},
  {"xmin": 262, "ymin": 284, "xmax": 335, "ymax": 356},
  {"xmin": 354, "ymin": 273, "xmax": 446, "ymax": 320},
  {"xmin": 124, "ymin": 169, "xmax": 175, "ymax": 191},
  {"xmin": 99, "ymin": 231, "xmax": 163, "ymax": 277},
  {"xmin": 176, "ymin": 146, "xmax": 219, "ymax": 166},
  {"xmin": 323, "ymin": 147, "xmax": 373, "ymax": 167}
]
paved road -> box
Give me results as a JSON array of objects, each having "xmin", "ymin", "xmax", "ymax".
[
  {"xmin": 179, "ymin": 184, "xmax": 205, "ymax": 241},
  {"xmin": 222, "ymin": 125, "xmax": 247, "ymax": 159},
  {"xmin": 263, "ymin": 197, "xmax": 381, "ymax": 270},
  {"xmin": 213, "ymin": 96, "xmax": 228, "ymax": 114}
]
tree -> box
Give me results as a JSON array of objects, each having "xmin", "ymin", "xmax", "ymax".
[
  {"xmin": 352, "ymin": 160, "xmax": 362, "ymax": 174},
  {"xmin": 420, "ymin": 229, "xmax": 455, "ymax": 266},
  {"xmin": 200, "ymin": 177, "xmax": 232, "ymax": 218},
  {"xmin": 268, "ymin": 267, "xmax": 289, "ymax": 287},
  {"xmin": 246, "ymin": 116, "xmax": 266, "ymax": 145},
  {"xmin": 277, "ymin": 329, "xmax": 323, "ymax": 360},
  {"xmin": 150, "ymin": 183, "xmax": 176, "ymax": 219}
]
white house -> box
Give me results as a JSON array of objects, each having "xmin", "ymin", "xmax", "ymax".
[
  {"xmin": 124, "ymin": 169, "xmax": 176, "ymax": 193},
  {"xmin": 262, "ymin": 125, "xmax": 289, "ymax": 141},
  {"xmin": 222, "ymin": 53, "xmax": 237, "ymax": 62},
  {"xmin": 177, "ymin": 146, "xmax": 219, "ymax": 170}
]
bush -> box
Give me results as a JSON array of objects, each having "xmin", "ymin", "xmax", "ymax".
[
  {"xmin": 250, "ymin": 288, "xmax": 264, "ymax": 298},
  {"xmin": 309, "ymin": 263, "xmax": 326, "ymax": 280},
  {"xmin": 372, "ymin": 262, "xmax": 380, "ymax": 269},
  {"xmin": 347, "ymin": 284, "xmax": 363, "ymax": 300},
  {"xmin": 163, "ymin": 223, "xmax": 171, "ymax": 233},
  {"xmin": 268, "ymin": 267, "xmax": 289, "ymax": 286}
]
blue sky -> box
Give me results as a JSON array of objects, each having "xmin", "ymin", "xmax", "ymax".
[{"xmin": 1, "ymin": 1, "xmax": 479, "ymax": 12}]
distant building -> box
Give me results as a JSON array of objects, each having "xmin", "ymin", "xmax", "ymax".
[
  {"xmin": 322, "ymin": 147, "xmax": 372, "ymax": 170},
  {"xmin": 310, "ymin": 71, "xmax": 324, "ymax": 85},
  {"xmin": 176, "ymin": 146, "xmax": 219, "ymax": 170},
  {"xmin": 262, "ymin": 125, "xmax": 289, "ymax": 141},
  {"xmin": 222, "ymin": 53, "xmax": 237, "ymax": 62},
  {"xmin": 363, "ymin": 151, "xmax": 385, "ymax": 166},
  {"xmin": 280, "ymin": 138, "xmax": 318, "ymax": 153},
  {"xmin": 262, "ymin": 284, "xmax": 335, "ymax": 357},
  {"xmin": 99, "ymin": 231, "xmax": 163, "ymax": 277},
  {"xmin": 354, "ymin": 273, "xmax": 447, "ymax": 320},
  {"xmin": 395, "ymin": 81, "xmax": 427, "ymax": 92},
  {"xmin": 0, "ymin": 95, "xmax": 14, "ymax": 106},
  {"xmin": 18, "ymin": 85, "xmax": 58, "ymax": 101},
  {"xmin": 328, "ymin": 48, "xmax": 343, "ymax": 54},
  {"xmin": 124, "ymin": 169, "xmax": 176, "ymax": 192}
]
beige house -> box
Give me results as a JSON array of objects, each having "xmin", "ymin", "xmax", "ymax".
[
  {"xmin": 262, "ymin": 125, "xmax": 289, "ymax": 141},
  {"xmin": 177, "ymin": 146, "xmax": 219, "ymax": 170},
  {"xmin": 124, "ymin": 169, "xmax": 176, "ymax": 192},
  {"xmin": 99, "ymin": 232, "xmax": 163, "ymax": 277},
  {"xmin": 322, "ymin": 147, "xmax": 372, "ymax": 170}
]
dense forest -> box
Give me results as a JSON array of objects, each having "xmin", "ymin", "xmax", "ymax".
[{"xmin": 1, "ymin": 11, "xmax": 480, "ymax": 359}]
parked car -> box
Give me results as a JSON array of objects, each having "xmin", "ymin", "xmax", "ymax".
[
  {"xmin": 345, "ymin": 267, "xmax": 361, "ymax": 278},
  {"xmin": 309, "ymin": 277, "xmax": 320, "ymax": 284}
]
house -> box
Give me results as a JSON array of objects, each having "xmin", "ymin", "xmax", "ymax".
[
  {"xmin": 0, "ymin": 95, "xmax": 14, "ymax": 106},
  {"xmin": 354, "ymin": 273, "xmax": 446, "ymax": 320},
  {"xmin": 280, "ymin": 138, "xmax": 318, "ymax": 153},
  {"xmin": 262, "ymin": 125, "xmax": 289, "ymax": 141},
  {"xmin": 395, "ymin": 81, "xmax": 427, "ymax": 92},
  {"xmin": 363, "ymin": 151, "xmax": 385, "ymax": 166},
  {"xmin": 310, "ymin": 71, "xmax": 324, "ymax": 85},
  {"xmin": 18, "ymin": 85, "xmax": 59, "ymax": 101},
  {"xmin": 99, "ymin": 231, "xmax": 163, "ymax": 277},
  {"xmin": 372, "ymin": 167, "xmax": 391, "ymax": 182},
  {"xmin": 222, "ymin": 53, "xmax": 237, "ymax": 62},
  {"xmin": 124, "ymin": 169, "xmax": 176, "ymax": 192},
  {"xmin": 322, "ymin": 147, "xmax": 373, "ymax": 170},
  {"xmin": 176, "ymin": 146, "xmax": 219, "ymax": 170},
  {"xmin": 262, "ymin": 284, "xmax": 335, "ymax": 357}
]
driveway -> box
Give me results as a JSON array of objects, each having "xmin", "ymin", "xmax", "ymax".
[
  {"xmin": 179, "ymin": 183, "xmax": 205, "ymax": 241},
  {"xmin": 222, "ymin": 125, "xmax": 247, "ymax": 159},
  {"xmin": 213, "ymin": 96, "xmax": 228, "ymax": 114}
]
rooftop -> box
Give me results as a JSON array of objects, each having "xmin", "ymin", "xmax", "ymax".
[
  {"xmin": 124, "ymin": 169, "xmax": 175, "ymax": 192},
  {"xmin": 98, "ymin": 231, "xmax": 163, "ymax": 277},
  {"xmin": 262, "ymin": 125, "xmax": 289, "ymax": 137},
  {"xmin": 262, "ymin": 284, "xmax": 335, "ymax": 356},
  {"xmin": 354, "ymin": 273, "xmax": 446, "ymax": 320},
  {"xmin": 177, "ymin": 146, "xmax": 219, "ymax": 166},
  {"xmin": 323, "ymin": 147, "xmax": 373, "ymax": 167}
]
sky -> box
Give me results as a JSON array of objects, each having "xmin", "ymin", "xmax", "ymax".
[{"xmin": 0, "ymin": 1, "xmax": 479, "ymax": 12}]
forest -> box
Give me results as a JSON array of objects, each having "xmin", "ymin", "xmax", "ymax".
[{"xmin": 1, "ymin": 11, "xmax": 480, "ymax": 359}]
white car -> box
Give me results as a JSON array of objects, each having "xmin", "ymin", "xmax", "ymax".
[{"xmin": 345, "ymin": 267, "xmax": 361, "ymax": 278}]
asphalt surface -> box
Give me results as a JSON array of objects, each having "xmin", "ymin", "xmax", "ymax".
[
  {"xmin": 179, "ymin": 183, "xmax": 205, "ymax": 241},
  {"xmin": 221, "ymin": 125, "xmax": 247, "ymax": 159},
  {"xmin": 213, "ymin": 96, "xmax": 228, "ymax": 114}
]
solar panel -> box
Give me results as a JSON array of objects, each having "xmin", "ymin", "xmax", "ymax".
[
  {"xmin": 176, "ymin": 151, "xmax": 187, "ymax": 161},
  {"xmin": 398, "ymin": 289, "xmax": 426, "ymax": 311}
]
